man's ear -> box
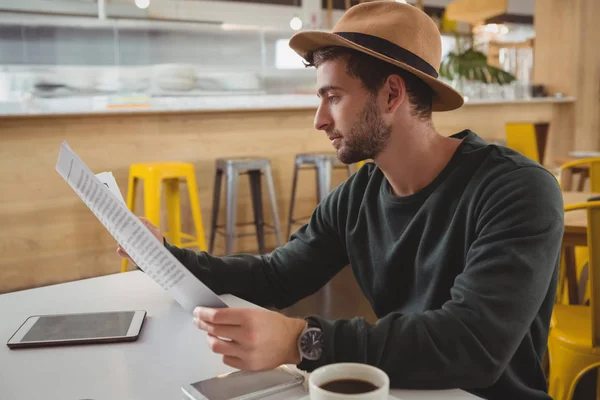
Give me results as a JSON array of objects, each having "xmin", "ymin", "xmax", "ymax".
[{"xmin": 383, "ymin": 74, "xmax": 407, "ymax": 114}]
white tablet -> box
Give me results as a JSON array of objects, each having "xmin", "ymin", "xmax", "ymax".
[{"xmin": 6, "ymin": 310, "xmax": 146, "ymax": 349}]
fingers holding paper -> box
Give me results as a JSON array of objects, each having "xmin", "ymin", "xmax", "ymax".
[
  {"xmin": 193, "ymin": 307, "xmax": 306, "ymax": 371},
  {"xmin": 116, "ymin": 216, "xmax": 164, "ymax": 262},
  {"xmin": 116, "ymin": 246, "xmax": 137, "ymax": 266},
  {"xmin": 137, "ymin": 216, "xmax": 163, "ymax": 241}
]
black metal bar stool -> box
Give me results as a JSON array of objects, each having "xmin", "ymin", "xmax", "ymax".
[{"xmin": 209, "ymin": 157, "xmax": 283, "ymax": 255}]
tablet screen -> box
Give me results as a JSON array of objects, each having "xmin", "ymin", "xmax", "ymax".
[{"xmin": 22, "ymin": 312, "xmax": 135, "ymax": 342}]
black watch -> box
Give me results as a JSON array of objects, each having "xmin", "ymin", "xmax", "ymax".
[{"xmin": 297, "ymin": 319, "xmax": 324, "ymax": 361}]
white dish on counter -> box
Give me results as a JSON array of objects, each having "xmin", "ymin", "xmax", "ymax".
[
  {"xmin": 153, "ymin": 63, "xmax": 198, "ymax": 80},
  {"xmin": 156, "ymin": 77, "xmax": 197, "ymax": 91}
]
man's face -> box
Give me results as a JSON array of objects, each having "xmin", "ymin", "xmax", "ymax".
[{"xmin": 314, "ymin": 58, "xmax": 392, "ymax": 164}]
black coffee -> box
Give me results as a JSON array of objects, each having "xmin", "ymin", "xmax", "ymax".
[{"xmin": 319, "ymin": 379, "xmax": 379, "ymax": 394}]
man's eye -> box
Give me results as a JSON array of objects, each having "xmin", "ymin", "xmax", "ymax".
[{"xmin": 328, "ymin": 96, "xmax": 340, "ymax": 103}]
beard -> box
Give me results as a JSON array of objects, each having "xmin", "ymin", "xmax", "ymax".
[{"xmin": 330, "ymin": 99, "xmax": 392, "ymax": 164}]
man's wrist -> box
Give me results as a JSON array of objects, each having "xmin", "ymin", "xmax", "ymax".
[{"xmin": 288, "ymin": 318, "xmax": 307, "ymax": 365}]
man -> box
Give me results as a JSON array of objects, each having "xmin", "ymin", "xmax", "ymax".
[{"xmin": 119, "ymin": 2, "xmax": 563, "ymax": 399}]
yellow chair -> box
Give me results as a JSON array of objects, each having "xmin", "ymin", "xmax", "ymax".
[
  {"xmin": 548, "ymin": 201, "xmax": 600, "ymax": 400},
  {"xmin": 558, "ymin": 157, "xmax": 600, "ymax": 304},
  {"xmin": 505, "ymin": 122, "xmax": 549, "ymax": 164},
  {"xmin": 121, "ymin": 162, "xmax": 207, "ymax": 272},
  {"xmin": 356, "ymin": 160, "xmax": 374, "ymax": 170},
  {"xmin": 559, "ymin": 157, "xmax": 600, "ymax": 193}
]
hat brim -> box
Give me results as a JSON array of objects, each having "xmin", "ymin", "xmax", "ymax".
[{"xmin": 289, "ymin": 31, "xmax": 464, "ymax": 112}]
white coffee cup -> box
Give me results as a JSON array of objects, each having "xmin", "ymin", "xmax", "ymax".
[{"xmin": 308, "ymin": 363, "xmax": 390, "ymax": 400}]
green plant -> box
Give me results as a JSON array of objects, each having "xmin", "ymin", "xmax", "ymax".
[{"xmin": 439, "ymin": 37, "xmax": 516, "ymax": 85}]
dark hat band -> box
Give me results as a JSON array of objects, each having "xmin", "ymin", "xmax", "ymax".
[{"xmin": 334, "ymin": 32, "xmax": 439, "ymax": 79}]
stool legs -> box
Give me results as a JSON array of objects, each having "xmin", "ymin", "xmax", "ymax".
[
  {"xmin": 316, "ymin": 158, "xmax": 333, "ymax": 202},
  {"xmin": 287, "ymin": 161, "xmax": 300, "ymax": 239},
  {"xmin": 315, "ymin": 160, "xmax": 334, "ymax": 317},
  {"xmin": 263, "ymin": 164, "xmax": 283, "ymax": 247},
  {"xmin": 122, "ymin": 175, "xmax": 138, "ymax": 272},
  {"xmin": 225, "ymin": 164, "xmax": 239, "ymax": 255},
  {"xmin": 143, "ymin": 174, "xmax": 161, "ymax": 228},
  {"xmin": 126, "ymin": 174, "xmax": 137, "ymax": 213},
  {"xmin": 209, "ymin": 169, "xmax": 223, "ymax": 254},
  {"xmin": 248, "ymin": 171, "xmax": 266, "ymax": 254},
  {"xmin": 164, "ymin": 178, "xmax": 182, "ymax": 247},
  {"xmin": 186, "ymin": 171, "xmax": 207, "ymax": 251}
]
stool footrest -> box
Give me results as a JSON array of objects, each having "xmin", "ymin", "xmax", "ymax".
[
  {"xmin": 163, "ymin": 232, "xmax": 199, "ymax": 241},
  {"xmin": 213, "ymin": 223, "xmax": 279, "ymax": 238}
]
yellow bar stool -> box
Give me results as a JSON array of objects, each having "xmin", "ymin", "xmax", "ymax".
[
  {"xmin": 548, "ymin": 200, "xmax": 600, "ymax": 400},
  {"xmin": 121, "ymin": 162, "xmax": 207, "ymax": 272},
  {"xmin": 505, "ymin": 122, "xmax": 549, "ymax": 164}
]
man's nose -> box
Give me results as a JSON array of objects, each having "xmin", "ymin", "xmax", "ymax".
[{"xmin": 314, "ymin": 103, "xmax": 332, "ymax": 132}]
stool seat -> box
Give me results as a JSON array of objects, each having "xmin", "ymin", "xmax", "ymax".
[
  {"xmin": 294, "ymin": 153, "xmax": 345, "ymax": 166},
  {"xmin": 130, "ymin": 162, "xmax": 194, "ymax": 179},
  {"xmin": 216, "ymin": 157, "xmax": 271, "ymax": 173}
]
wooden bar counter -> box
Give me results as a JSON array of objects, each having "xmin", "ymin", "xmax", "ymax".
[{"xmin": 0, "ymin": 95, "xmax": 575, "ymax": 293}]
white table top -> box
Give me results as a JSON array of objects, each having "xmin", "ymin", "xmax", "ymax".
[{"xmin": 0, "ymin": 271, "xmax": 479, "ymax": 400}]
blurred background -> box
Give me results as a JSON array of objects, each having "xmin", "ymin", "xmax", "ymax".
[
  {"xmin": 0, "ymin": 0, "xmax": 539, "ymax": 114},
  {"xmin": 1, "ymin": 1, "xmax": 600, "ymax": 396}
]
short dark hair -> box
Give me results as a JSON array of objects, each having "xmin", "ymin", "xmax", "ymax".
[{"xmin": 304, "ymin": 46, "xmax": 434, "ymax": 120}]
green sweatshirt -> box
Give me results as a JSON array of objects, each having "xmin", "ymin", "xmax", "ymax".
[{"xmin": 166, "ymin": 130, "xmax": 564, "ymax": 400}]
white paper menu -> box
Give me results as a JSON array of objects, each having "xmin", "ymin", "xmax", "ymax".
[
  {"xmin": 95, "ymin": 171, "xmax": 126, "ymax": 205},
  {"xmin": 56, "ymin": 141, "xmax": 228, "ymax": 312}
]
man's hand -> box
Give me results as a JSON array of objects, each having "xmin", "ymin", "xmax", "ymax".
[
  {"xmin": 193, "ymin": 307, "xmax": 306, "ymax": 371},
  {"xmin": 116, "ymin": 216, "xmax": 163, "ymax": 264}
]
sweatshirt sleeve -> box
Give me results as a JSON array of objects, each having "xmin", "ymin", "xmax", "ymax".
[
  {"xmin": 298, "ymin": 167, "xmax": 564, "ymax": 389},
  {"xmin": 164, "ymin": 186, "xmax": 350, "ymax": 310}
]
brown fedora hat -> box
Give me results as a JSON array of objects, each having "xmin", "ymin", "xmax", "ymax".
[{"xmin": 289, "ymin": 1, "xmax": 464, "ymax": 111}]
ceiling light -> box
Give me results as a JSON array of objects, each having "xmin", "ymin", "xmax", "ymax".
[
  {"xmin": 290, "ymin": 16, "xmax": 302, "ymax": 31},
  {"xmin": 135, "ymin": 0, "xmax": 150, "ymax": 9}
]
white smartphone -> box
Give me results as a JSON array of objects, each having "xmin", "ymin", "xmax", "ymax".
[
  {"xmin": 6, "ymin": 310, "xmax": 147, "ymax": 349},
  {"xmin": 182, "ymin": 365, "xmax": 305, "ymax": 400}
]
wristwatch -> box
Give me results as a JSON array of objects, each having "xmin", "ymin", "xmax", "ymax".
[{"xmin": 297, "ymin": 318, "xmax": 324, "ymax": 361}]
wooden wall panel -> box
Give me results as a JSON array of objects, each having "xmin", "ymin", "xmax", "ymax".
[
  {"xmin": 0, "ymin": 110, "xmax": 345, "ymax": 293},
  {"xmin": 0, "ymin": 101, "xmax": 572, "ymax": 293},
  {"xmin": 534, "ymin": 0, "xmax": 600, "ymax": 152}
]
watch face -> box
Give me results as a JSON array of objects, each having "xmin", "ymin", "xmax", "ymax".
[{"xmin": 300, "ymin": 328, "xmax": 323, "ymax": 361}]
